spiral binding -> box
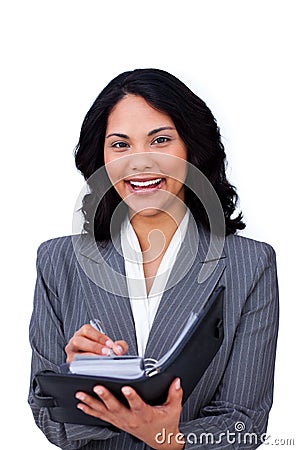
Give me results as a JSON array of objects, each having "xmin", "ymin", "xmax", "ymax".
[{"xmin": 144, "ymin": 357, "xmax": 159, "ymax": 376}]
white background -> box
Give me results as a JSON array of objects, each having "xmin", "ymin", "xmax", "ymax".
[{"xmin": 1, "ymin": 1, "xmax": 297, "ymax": 448}]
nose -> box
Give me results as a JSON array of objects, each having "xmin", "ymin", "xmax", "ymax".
[{"xmin": 129, "ymin": 151, "xmax": 154, "ymax": 172}]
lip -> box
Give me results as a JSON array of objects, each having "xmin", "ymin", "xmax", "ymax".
[{"xmin": 124, "ymin": 176, "xmax": 164, "ymax": 182}]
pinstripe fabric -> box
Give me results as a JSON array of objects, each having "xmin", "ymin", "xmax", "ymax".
[{"xmin": 28, "ymin": 220, "xmax": 279, "ymax": 450}]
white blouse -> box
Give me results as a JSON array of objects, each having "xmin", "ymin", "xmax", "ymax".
[{"xmin": 120, "ymin": 209, "xmax": 189, "ymax": 356}]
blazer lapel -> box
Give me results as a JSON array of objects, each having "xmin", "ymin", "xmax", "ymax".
[
  {"xmin": 144, "ymin": 218, "xmax": 226, "ymax": 362},
  {"xmin": 73, "ymin": 234, "xmax": 138, "ymax": 355}
]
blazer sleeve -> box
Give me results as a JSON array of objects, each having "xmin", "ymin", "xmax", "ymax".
[
  {"xmin": 28, "ymin": 241, "xmax": 120, "ymax": 449},
  {"xmin": 178, "ymin": 243, "xmax": 279, "ymax": 450}
]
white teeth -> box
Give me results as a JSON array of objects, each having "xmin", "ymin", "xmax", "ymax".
[{"xmin": 129, "ymin": 178, "xmax": 162, "ymax": 187}]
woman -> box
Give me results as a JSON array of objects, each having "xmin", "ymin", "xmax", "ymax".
[{"xmin": 28, "ymin": 69, "xmax": 279, "ymax": 449}]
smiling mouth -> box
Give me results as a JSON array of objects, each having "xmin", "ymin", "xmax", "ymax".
[{"xmin": 125, "ymin": 177, "xmax": 165, "ymax": 192}]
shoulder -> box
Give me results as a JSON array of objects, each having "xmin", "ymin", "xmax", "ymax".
[
  {"xmin": 37, "ymin": 235, "xmax": 74, "ymax": 257},
  {"xmin": 224, "ymin": 233, "xmax": 277, "ymax": 272},
  {"xmin": 36, "ymin": 234, "xmax": 110, "ymax": 267},
  {"xmin": 225, "ymin": 233, "xmax": 276, "ymax": 258},
  {"xmin": 36, "ymin": 235, "xmax": 79, "ymax": 270}
]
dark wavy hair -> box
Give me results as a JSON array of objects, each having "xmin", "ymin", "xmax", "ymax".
[{"xmin": 74, "ymin": 68, "xmax": 245, "ymax": 241}]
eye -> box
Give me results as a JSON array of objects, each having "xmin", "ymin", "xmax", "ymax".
[
  {"xmin": 111, "ymin": 141, "xmax": 130, "ymax": 150},
  {"xmin": 152, "ymin": 136, "xmax": 171, "ymax": 145}
]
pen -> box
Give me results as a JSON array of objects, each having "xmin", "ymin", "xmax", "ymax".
[{"xmin": 90, "ymin": 319, "xmax": 114, "ymax": 356}]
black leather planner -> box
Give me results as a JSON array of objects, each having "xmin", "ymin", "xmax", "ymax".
[{"xmin": 33, "ymin": 286, "xmax": 224, "ymax": 427}]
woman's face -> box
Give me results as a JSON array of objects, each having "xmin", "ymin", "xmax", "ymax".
[{"xmin": 104, "ymin": 94, "xmax": 187, "ymax": 218}]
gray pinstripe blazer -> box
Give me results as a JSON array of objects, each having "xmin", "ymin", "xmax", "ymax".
[{"xmin": 28, "ymin": 220, "xmax": 279, "ymax": 450}]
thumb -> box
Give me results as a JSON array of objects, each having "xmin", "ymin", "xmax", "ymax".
[{"xmin": 166, "ymin": 378, "xmax": 183, "ymax": 405}]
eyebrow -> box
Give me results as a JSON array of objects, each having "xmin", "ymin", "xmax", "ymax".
[
  {"xmin": 105, "ymin": 126, "xmax": 175, "ymax": 139},
  {"xmin": 147, "ymin": 126, "xmax": 175, "ymax": 136}
]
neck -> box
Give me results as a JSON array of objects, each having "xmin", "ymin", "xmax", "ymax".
[{"xmin": 129, "ymin": 201, "xmax": 186, "ymax": 258}]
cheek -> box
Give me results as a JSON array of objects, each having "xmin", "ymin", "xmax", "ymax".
[
  {"xmin": 164, "ymin": 141, "xmax": 188, "ymax": 182},
  {"xmin": 104, "ymin": 158, "xmax": 130, "ymax": 200},
  {"xmin": 103, "ymin": 147, "xmax": 109, "ymax": 166},
  {"xmin": 164, "ymin": 158, "xmax": 188, "ymax": 186},
  {"xmin": 104, "ymin": 155, "xmax": 126, "ymax": 185}
]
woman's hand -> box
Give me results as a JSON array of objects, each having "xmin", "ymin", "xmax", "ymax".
[
  {"xmin": 65, "ymin": 324, "xmax": 128, "ymax": 363},
  {"xmin": 75, "ymin": 378, "xmax": 185, "ymax": 450}
]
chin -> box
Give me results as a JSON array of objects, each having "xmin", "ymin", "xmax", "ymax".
[{"xmin": 129, "ymin": 206, "xmax": 165, "ymax": 218}]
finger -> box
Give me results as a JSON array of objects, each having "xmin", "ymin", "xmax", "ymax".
[
  {"xmin": 93, "ymin": 385, "xmax": 125, "ymax": 414},
  {"xmin": 121, "ymin": 386, "xmax": 145, "ymax": 412},
  {"xmin": 75, "ymin": 391, "xmax": 107, "ymax": 419},
  {"xmin": 165, "ymin": 378, "xmax": 183, "ymax": 406},
  {"xmin": 67, "ymin": 335, "xmax": 111, "ymax": 354},
  {"xmin": 65, "ymin": 335, "xmax": 113, "ymax": 362},
  {"xmin": 112, "ymin": 340, "xmax": 129, "ymax": 355},
  {"xmin": 79, "ymin": 324, "xmax": 113, "ymax": 345}
]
